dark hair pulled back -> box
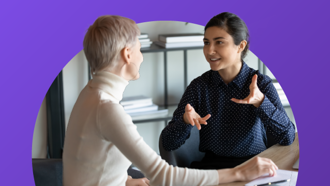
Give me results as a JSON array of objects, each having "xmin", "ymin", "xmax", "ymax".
[{"xmin": 205, "ymin": 12, "xmax": 250, "ymax": 60}]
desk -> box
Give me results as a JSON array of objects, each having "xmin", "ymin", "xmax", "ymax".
[{"xmin": 218, "ymin": 133, "xmax": 299, "ymax": 186}]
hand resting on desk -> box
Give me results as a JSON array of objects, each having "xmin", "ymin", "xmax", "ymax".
[{"xmin": 217, "ymin": 156, "xmax": 278, "ymax": 184}]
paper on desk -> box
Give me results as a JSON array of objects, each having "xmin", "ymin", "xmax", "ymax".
[{"xmin": 245, "ymin": 169, "xmax": 298, "ymax": 186}]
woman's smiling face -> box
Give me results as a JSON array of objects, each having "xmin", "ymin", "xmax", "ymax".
[{"xmin": 203, "ymin": 26, "xmax": 242, "ymax": 71}]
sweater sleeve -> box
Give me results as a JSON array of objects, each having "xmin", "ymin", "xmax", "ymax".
[
  {"xmin": 255, "ymin": 74, "xmax": 296, "ymax": 146},
  {"xmin": 161, "ymin": 82, "xmax": 199, "ymax": 151},
  {"xmin": 97, "ymin": 103, "xmax": 219, "ymax": 186}
]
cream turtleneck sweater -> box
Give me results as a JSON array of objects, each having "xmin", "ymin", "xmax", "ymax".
[{"xmin": 62, "ymin": 71, "xmax": 219, "ymax": 186}]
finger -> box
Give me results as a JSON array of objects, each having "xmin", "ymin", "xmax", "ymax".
[
  {"xmin": 198, "ymin": 119, "xmax": 207, "ymax": 125},
  {"xmin": 247, "ymin": 97, "xmax": 253, "ymax": 104},
  {"xmin": 201, "ymin": 114, "xmax": 211, "ymax": 121},
  {"xmin": 199, "ymin": 114, "xmax": 211, "ymax": 125},
  {"xmin": 231, "ymin": 98, "xmax": 248, "ymax": 104},
  {"xmin": 271, "ymin": 161, "xmax": 278, "ymax": 170},
  {"xmin": 258, "ymin": 167, "xmax": 272, "ymax": 178},
  {"xmin": 252, "ymin": 74, "xmax": 258, "ymax": 87},
  {"xmin": 143, "ymin": 178, "xmax": 150, "ymax": 186},
  {"xmin": 194, "ymin": 118, "xmax": 201, "ymax": 130},
  {"xmin": 269, "ymin": 165, "xmax": 277, "ymax": 177},
  {"xmin": 268, "ymin": 168, "xmax": 274, "ymax": 177},
  {"xmin": 259, "ymin": 160, "xmax": 276, "ymax": 177},
  {"xmin": 263, "ymin": 158, "xmax": 278, "ymax": 170},
  {"xmin": 188, "ymin": 115, "xmax": 195, "ymax": 126},
  {"xmin": 185, "ymin": 103, "xmax": 193, "ymax": 112},
  {"xmin": 139, "ymin": 180, "xmax": 149, "ymax": 186},
  {"xmin": 271, "ymin": 165, "xmax": 277, "ymax": 176}
]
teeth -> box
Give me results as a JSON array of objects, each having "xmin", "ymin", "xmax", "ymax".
[{"xmin": 211, "ymin": 58, "xmax": 220, "ymax": 61}]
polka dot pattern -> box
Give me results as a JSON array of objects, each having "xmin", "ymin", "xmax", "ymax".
[{"xmin": 161, "ymin": 62, "xmax": 296, "ymax": 157}]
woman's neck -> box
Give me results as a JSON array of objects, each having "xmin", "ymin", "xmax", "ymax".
[
  {"xmin": 102, "ymin": 61, "xmax": 132, "ymax": 81},
  {"xmin": 218, "ymin": 61, "xmax": 242, "ymax": 85}
]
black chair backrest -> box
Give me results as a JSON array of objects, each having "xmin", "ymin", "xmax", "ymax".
[
  {"xmin": 159, "ymin": 127, "xmax": 205, "ymax": 168},
  {"xmin": 32, "ymin": 158, "xmax": 63, "ymax": 186},
  {"xmin": 266, "ymin": 130, "xmax": 278, "ymax": 148}
]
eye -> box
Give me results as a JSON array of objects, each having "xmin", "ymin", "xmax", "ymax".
[
  {"xmin": 203, "ymin": 41, "xmax": 209, "ymax": 45},
  {"xmin": 216, "ymin": 41, "xmax": 223, "ymax": 44}
]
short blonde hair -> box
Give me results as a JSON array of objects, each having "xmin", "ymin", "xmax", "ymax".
[{"xmin": 83, "ymin": 15, "xmax": 140, "ymax": 73}]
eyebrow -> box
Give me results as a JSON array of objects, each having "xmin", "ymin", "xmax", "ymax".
[{"xmin": 203, "ymin": 37, "xmax": 226, "ymax": 41}]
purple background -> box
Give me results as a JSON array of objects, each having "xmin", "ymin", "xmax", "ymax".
[{"xmin": 0, "ymin": 0, "xmax": 329, "ymax": 185}]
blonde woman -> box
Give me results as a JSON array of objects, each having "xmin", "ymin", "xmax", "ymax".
[{"xmin": 62, "ymin": 15, "xmax": 278, "ymax": 186}]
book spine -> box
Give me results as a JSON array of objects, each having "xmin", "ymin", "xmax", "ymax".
[
  {"xmin": 125, "ymin": 105, "xmax": 158, "ymax": 114},
  {"xmin": 139, "ymin": 38, "xmax": 150, "ymax": 42},
  {"xmin": 120, "ymin": 99, "xmax": 152, "ymax": 106},
  {"xmin": 160, "ymin": 36, "xmax": 204, "ymax": 43},
  {"xmin": 123, "ymin": 102, "xmax": 153, "ymax": 110},
  {"xmin": 130, "ymin": 109, "xmax": 169, "ymax": 119}
]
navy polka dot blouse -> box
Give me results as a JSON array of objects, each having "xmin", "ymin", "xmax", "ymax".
[{"xmin": 161, "ymin": 62, "xmax": 296, "ymax": 157}]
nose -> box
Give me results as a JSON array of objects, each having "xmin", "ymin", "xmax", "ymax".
[{"xmin": 207, "ymin": 44, "xmax": 216, "ymax": 55}]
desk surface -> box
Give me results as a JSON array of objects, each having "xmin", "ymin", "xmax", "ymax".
[{"xmin": 218, "ymin": 133, "xmax": 299, "ymax": 186}]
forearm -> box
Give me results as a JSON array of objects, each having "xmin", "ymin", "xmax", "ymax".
[
  {"xmin": 161, "ymin": 85, "xmax": 198, "ymax": 151},
  {"xmin": 99, "ymin": 104, "xmax": 219, "ymax": 186},
  {"xmin": 217, "ymin": 168, "xmax": 238, "ymax": 184},
  {"xmin": 161, "ymin": 116, "xmax": 193, "ymax": 151},
  {"xmin": 256, "ymin": 96, "xmax": 295, "ymax": 145}
]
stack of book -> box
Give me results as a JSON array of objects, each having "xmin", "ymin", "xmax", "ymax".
[
  {"xmin": 273, "ymin": 82, "xmax": 290, "ymax": 106},
  {"xmin": 120, "ymin": 95, "xmax": 168, "ymax": 120},
  {"xmin": 139, "ymin": 33, "xmax": 152, "ymax": 48},
  {"xmin": 154, "ymin": 33, "xmax": 204, "ymax": 48}
]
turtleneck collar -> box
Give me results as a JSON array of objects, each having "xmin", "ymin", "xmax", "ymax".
[{"xmin": 89, "ymin": 71, "xmax": 129, "ymax": 102}]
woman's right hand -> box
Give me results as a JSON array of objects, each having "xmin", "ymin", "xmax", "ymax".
[
  {"xmin": 183, "ymin": 104, "xmax": 211, "ymax": 130},
  {"xmin": 233, "ymin": 156, "xmax": 278, "ymax": 181}
]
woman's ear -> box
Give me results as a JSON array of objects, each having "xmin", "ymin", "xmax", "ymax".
[
  {"xmin": 238, "ymin": 40, "xmax": 247, "ymax": 53},
  {"xmin": 120, "ymin": 47, "xmax": 132, "ymax": 65}
]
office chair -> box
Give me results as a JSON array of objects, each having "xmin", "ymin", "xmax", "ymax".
[
  {"xmin": 159, "ymin": 127, "xmax": 205, "ymax": 168},
  {"xmin": 32, "ymin": 159, "xmax": 63, "ymax": 186},
  {"xmin": 159, "ymin": 127, "xmax": 278, "ymax": 168}
]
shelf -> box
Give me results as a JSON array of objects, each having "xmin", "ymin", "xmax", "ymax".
[
  {"xmin": 132, "ymin": 105, "xmax": 177, "ymax": 124},
  {"xmin": 140, "ymin": 43, "xmax": 203, "ymax": 53},
  {"xmin": 283, "ymin": 104, "xmax": 291, "ymax": 108},
  {"xmin": 272, "ymin": 79, "xmax": 278, "ymax": 83}
]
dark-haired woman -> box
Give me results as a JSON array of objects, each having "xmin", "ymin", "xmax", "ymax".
[{"xmin": 161, "ymin": 12, "xmax": 296, "ymax": 170}]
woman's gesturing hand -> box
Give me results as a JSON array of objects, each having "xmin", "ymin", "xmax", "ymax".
[
  {"xmin": 183, "ymin": 104, "xmax": 211, "ymax": 130},
  {"xmin": 126, "ymin": 176, "xmax": 150, "ymax": 186},
  {"xmin": 217, "ymin": 156, "xmax": 278, "ymax": 184},
  {"xmin": 231, "ymin": 74, "xmax": 265, "ymax": 108}
]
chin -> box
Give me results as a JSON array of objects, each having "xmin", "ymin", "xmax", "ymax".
[
  {"xmin": 209, "ymin": 64, "xmax": 223, "ymax": 71},
  {"xmin": 132, "ymin": 73, "xmax": 140, "ymax": 81}
]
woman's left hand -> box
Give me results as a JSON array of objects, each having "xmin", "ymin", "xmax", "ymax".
[{"xmin": 231, "ymin": 74, "xmax": 265, "ymax": 108}]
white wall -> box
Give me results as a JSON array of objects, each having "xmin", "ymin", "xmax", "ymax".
[
  {"xmin": 62, "ymin": 50, "xmax": 89, "ymax": 126},
  {"xmin": 32, "ymin": 97, "xmax": 47, "ymax": 158},
  {"xmin": 32, "ymin": 21, "xmax": 297, "ymax": 157}
]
